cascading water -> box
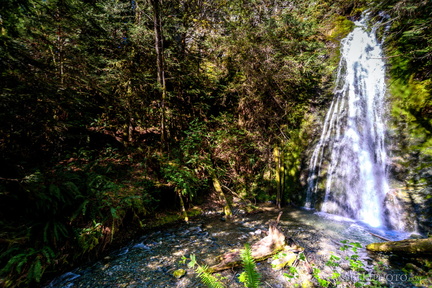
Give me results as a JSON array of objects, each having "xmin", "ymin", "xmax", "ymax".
[{"xmin": 305, "ymin": 13, "xmax": 402, "ymax": 229}]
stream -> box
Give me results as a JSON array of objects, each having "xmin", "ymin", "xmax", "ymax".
[{"xmin": 46, "ymin": 205, "xmax": 422, "ymax": 288}]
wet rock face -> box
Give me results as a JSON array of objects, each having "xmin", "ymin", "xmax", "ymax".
[{"xmin": 45, "ymin": 207, "xmax": 415, "ymax": 288}]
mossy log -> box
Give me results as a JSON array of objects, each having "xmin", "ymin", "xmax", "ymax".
[
  {"xmin": 366, "ymin": 238, "xmax": 432, "ymax": 255},
  {"xmin": 208, "ymin": 219, "xmax": 303, "ymax": 272}
]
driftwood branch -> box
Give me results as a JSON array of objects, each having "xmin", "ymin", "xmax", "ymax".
[
  {"xmin": 276, "ymin": 211, "xmax": 283, "ymax": 224},
  {"xmin": 208, "ymin": 213, "xmax": 303, "ymax": 272},
  {"xmin": 368, "ymin": 232, "xmax": 392, "ymax": 242}
]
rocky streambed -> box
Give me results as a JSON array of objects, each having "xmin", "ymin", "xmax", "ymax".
[{"xmin": 46, "ymin": 205, "xmax": 425, "ymax": 288}]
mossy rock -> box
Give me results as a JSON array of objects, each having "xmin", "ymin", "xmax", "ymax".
[
  {"xmin": 326, "ymin": 16, "xmax": 355, "ymax": 43},
  {"xmin": 187, "ymin": 206, "xmax": 203, "ymax": 217},
  {"xmin": 172, "ymin": 269, "xmax": 186, "ymax": 279}
]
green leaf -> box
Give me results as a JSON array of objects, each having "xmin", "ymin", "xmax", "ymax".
[
  {"xmin": 110, "ymin": 207, "xmax": 119, "ymax": 219},
  {"xmin": 40, "ymin": 247, "xmax": 56, "ymax": 264},
  {"xmin": 331, "ymin": 272, "xmax": 341, "ymax": 279},
  {"xmin": 196, "ymin": 264, "xmax": 225, "ymax": 288},
  {"xmin": 28, "ymin": 259, "xmax": 43, "ymax": 283},
  {"xmin": 239, "ymin": 244, "xmax": 261, "ymax": 288},
  {"xmin": 350, "ymin": 242, "xmax": 362, "ymax": 248}
]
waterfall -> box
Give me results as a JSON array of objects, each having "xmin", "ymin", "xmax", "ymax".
[{"xmin": 305, "ymin": 13, "xmax": 396, "ymax": 229}]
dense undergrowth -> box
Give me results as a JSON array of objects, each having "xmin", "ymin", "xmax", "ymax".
[{"xmin": 0, "ymin": 150, "xmax": 148, "ymax": 286}]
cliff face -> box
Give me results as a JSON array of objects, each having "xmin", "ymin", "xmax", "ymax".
[
  {"xmin": 383, "ymin": 0, "xmax": 432, "ymax": 234},
  {"xmin": 387, "ymin": 76, "xmax": 432, "ymax": 234}
]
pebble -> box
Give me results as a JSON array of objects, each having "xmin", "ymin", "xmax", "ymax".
[{"xmin": 132, "ymin": 243, "xmax": 151, "ymax": 250}]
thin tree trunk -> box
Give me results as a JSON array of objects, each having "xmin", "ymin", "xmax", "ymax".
[
  {"xmin": 151, "ymin": 0, "xmax": 167, "ymax": 147},
  {"xmin": 55, "ymin": 8, "xmax": 65, "ymax": 87},
  {"xmin": 177, "ymin": 189, "xmax": 189, "ymax": 222},
  {"xmin": 127, "ymin": 117, "xmax": 134, "ymax": 143},
  {"xmin": 274, "ymin": 146, "xmax": 282, "ymax": 209},
  {"xmin": 211, "ymin": 172, "xmax": 233, "ymax": 218}
]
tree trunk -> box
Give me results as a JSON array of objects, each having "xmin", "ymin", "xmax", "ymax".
[
  {"xmin": 128, "ymin": 117, "xmax": 134, "ymax": 143},
  {"xmin": 212, "ymin": 174, "xmax": 233, "ymax": 218},
  {"xmin": 55, "ymin": 8, "xmax": 65, "ymax": 87},
  {"xmin": 151, "ymin": 0, "xmax": 167, "ymax": 147},
  {"xmin": 366, "ymin": 238, "xmax": 432, "ymax": 255},
  {"xmin": 274, "ymin": 146, "xmax": 282, "ymax": 209},
  {"xmin": 177, "ymin": 189, "xmax": 189, "ymax": 222}
]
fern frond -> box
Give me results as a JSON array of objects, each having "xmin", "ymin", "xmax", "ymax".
[
  {"xmin": 196, "ymin": 265, "xmax": 225, "ymax": 288},
  {"xmin": 239, "ymin": 244, "xmax": 261, "ymax": 288},
  {"xmin": 40, "ymin": 246, "xmax": 56, "ymax": 264},
  {"xmin": 28, "ymin": 258, "xmax": 43, "ymax": 283},
  {"xmin": 188, "ymin": 254, "xmax": 225, "ymax": 288},
  {"xmin": 2, "ymin": 252, "xmax": 28, "ymax": 274}
]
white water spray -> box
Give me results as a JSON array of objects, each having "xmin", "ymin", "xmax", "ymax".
[{"xmin": 306, "ymin": 14, "xmax": 392, "ymax": 228}]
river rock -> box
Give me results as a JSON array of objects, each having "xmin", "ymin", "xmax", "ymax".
[
  {"xmin": 172, "ymin": 269, "xmax": 186, "ymax": 279},
  {"xmin": 271, "ymin": 251, "xmax": 297, "ymax": 270}
]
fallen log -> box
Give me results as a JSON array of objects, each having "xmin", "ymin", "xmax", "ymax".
[
  {"xmin": 208, "ymin": 213, "xmax": 303, "ymax": 272},
  {"xmin": 366, "ymin": 238, "xmax": 432, "ymax": 255}
]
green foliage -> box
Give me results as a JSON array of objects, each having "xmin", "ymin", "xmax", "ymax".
[
  {"xmin": 380, "ymin": 0, "xmax": 432, "ymax": 82},
  {"xmin": 188, "ymin": 245, "xmax": 262, "ymax": 288},
  {"xmin": 328, "ymin": 16, "xmax": 356, "ymax": 42},
  {"xmin": 161, "ymin": 120, "xmax": 213, "ymax": 204},
  {"xmin": 312, "ymin": 267, "xmax": 331, "ymax": 287},
  {"xmin": 208, "ymin": 115, "xmax": 269, "ymax": 200},
  {"xmin": 213, "ymin": 0, "xmax": 328, "ymax": 138},
  {"xmin": 283, "ymin": 266, "xmax": 299, "ymax": 281},
  {"xmin": 0, "ymin": 151, "xmax": 159, "ymax": 286},
  {"xmin": 403, "ymin": 260, "xmax": 432, "ymax": 287},
  {"xmin": 0, "ymin": 246, "xmax": 56, "ymax": 286},
  {"xmin": 238, "ymin": 244, "xmax": 261, "ymax": 288},
  {"xmin": 281, "ymin": 241, "xmax": 393, "ymax": 287},
  {"xmin": 76, "ymin": 221, "xmax": 103, "ymax": 254},
  {"xmin": 380, "ymin": 0, "xmax": 432, "ymax": 234},
  {"xmin": 163, "ymin": 159, "xmax": 206, "ymax": 198},
  {"xmin": 188, "ymin": 254, "xmax": 226, "ymax": 288}
]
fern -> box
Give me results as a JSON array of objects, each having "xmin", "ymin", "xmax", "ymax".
[
  {"xmin": 188, "ymin": 254, "xmax": 225, "ymax": 288},
  {"xmin": 28, "ymin": 258, "xmax": 43, "ymax": 283},
  {"xmin": 0, "ymin": 246, "xmax": 56, "ymax": 286},
  {"xmin": 196, "ymin": 265, "xmax": 225, "ymax": 288},
  {"xmin": 238, "ymin": 244, "xmax": 261, "ymax": 288},
  {"xmin": 40, "ymin": 246, "xmax": 56, "ymax": 264},
  {"xmin": 2, "ymin": 251, "xmax": 30, "ymax": 274}
]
